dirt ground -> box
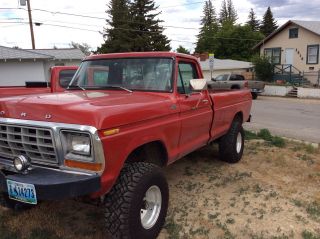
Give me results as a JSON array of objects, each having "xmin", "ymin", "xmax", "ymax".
[{"xmin": 0, "ymin": 139, "xmax": 320, "ymax": 239}]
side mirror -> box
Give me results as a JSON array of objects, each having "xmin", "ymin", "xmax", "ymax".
[
  {"xmin": 190, "ymin": 79, "xmax": 207, "ymax": 91},
  {"xmin": 211, "ymin": 78, "xmax": 216, "ymax": 81}
]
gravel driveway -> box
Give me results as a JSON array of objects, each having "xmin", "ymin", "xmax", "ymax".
[{"xmin": 244, "ymin": 96, "xmax": 320, "ymax": 143}]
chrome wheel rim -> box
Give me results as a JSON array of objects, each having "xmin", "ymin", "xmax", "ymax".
[
  {"xmin": 140, "ymin": 185, "xmax": 162, "ymax": 229},
  {"xmin": 236, "ymin": 132, "xmax": 242, "ymax": 153}
]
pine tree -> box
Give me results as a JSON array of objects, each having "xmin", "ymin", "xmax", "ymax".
[
  {"xmin": 246, "ymin": 8, "xmax": 260, "ymax": 31},
  {"xmin": 219, "ymin": 0, "xmax": 237, "ymax": 25},
  {"xmin": 219, "ymin": 0, "xmax": 228, "ymax": 25},
  {"xmin": 176, "ymin": 45, "xmax": 190, "ymax": 54},
  {"xmin": 260, "ymin": 7, "xmax": 278, "ymax": 36},
  {"xmin": 130, "ymin": 0, "xmax": 171, "ymax": 51},
  {"xmin": 97, "ymin": 0, "xmax": 132, "ymax": 53},
  {"xmin": 195, "ymin": 0, "xmax": 218, "ymax": 53},
  {"xmin": 227, "ymin": 0, "xmax": 237, "ymax": 25}
]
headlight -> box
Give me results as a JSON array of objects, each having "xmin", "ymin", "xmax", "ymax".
[
  {"xmin": 61, "ymin": 131, "xmax": 93, "ymax": 161},
  {"xmin": 68, "ymin": 134, "xmax": 91, "ymax": 156}
]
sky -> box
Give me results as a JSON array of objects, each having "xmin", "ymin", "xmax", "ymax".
[{"xmin": 0, "ymin": 0, "xmax": 320, "ymax": 52}]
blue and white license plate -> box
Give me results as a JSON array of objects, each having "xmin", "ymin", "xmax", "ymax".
[{"xmin": 7, "ymin": 180, "xmax": 37, "ymax": 205}]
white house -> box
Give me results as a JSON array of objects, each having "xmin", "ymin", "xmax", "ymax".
[
  {"xmin": 194, "ymin": 53, "xmax": 253, "ymax": 80},
  {"xmin": 0, "ymin": 46, "xmax": 85, "ymax": 86}
]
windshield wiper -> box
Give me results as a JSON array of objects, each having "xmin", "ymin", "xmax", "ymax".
[
  {"xmin": 67, "ymin": 85, "xmax": 85, "ymax": 91},
  {"xmin": 85, "ymin": 85, "xmax": 133, "ymax": 93},
  {"xmin": 104, "ymin": 86, "xmax": 133, "ymax": 93}
]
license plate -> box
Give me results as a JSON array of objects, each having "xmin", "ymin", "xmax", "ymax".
[{"xmin": 7, "ymin": 180, "xmax": 37, "ymax": 204}]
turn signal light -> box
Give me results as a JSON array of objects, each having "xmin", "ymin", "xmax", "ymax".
[
  {"xmin": 65, "ymin": 160, "xmax": 103, "ymax": 171},
  {"xmin": 103, "ymin": 128, "xmax": 120, "ymax": 136}
]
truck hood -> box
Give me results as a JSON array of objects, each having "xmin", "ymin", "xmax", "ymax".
[{"xmin": 0, "ymin": 91, "xmax": 175, "ymax": 129}]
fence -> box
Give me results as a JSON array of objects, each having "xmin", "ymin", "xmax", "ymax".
[{"xmin": 302, "ymin": 71, "xmax": 320, "ymax": 87}]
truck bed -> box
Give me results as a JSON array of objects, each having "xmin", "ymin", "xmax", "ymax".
[{"xmin": 208, "ymin": 89, "xmax": 252, "ymax": 140}]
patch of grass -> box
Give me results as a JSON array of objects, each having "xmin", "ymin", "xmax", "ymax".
[
  {"xmin": 164, "ymin": 216, "xmax": 182, "ymax": 239},
  {"xmin": 226, "ymin": 218, "xmax": 235, "ymax": 224},
  {"xmin": 208, "ymin": 212, "xmax": 220, "ymax": 220},
  {"xmin": 305, "ymin": 144, "xmax": 317, "ymax": 154},
  {"xmin": 291, "ymin": 199, "xmax": 303, "ymax": 207},
  {"xmin": 253, "ymin": 184, "xmax": 263, "ymax": 193},
  {"xmin": 247, "ymin": 129, "xmax": 286, "ymax": 148},
  {"xmin": 244, "ymin": 130, "xmax": 260, "ymax": 140},
  {"xmin": 257, "ymin": 129, "xmax": 273, "ymax": 141},
  {"xmin": 302, "ymin": 230, "xmax": 320, "ymax": 239},
  {"xmin": 306, "ymin": 201, "xmax": 320, "ymax": 220},
  {"xmin": 189, "ymin": 227, "xmax": 210, "ymax": 236},
  {"xmin": 270, "ymin": 136, "xmax": 286, "ymax": 148}
]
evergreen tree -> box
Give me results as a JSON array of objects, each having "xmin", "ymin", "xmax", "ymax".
[
  {"xmin": 195, "ymin": 0, "xmax": 218, "ymax": 53},
  {"xmin": 97, "ymin": 0, "xmax": 132, "ymax": 53},
  {"xmin": 219, "ymin": 0, "xmax": 228, "ymax": 25},
  {"xmin": 246, "ymin": 8, "xmax": 260, "ymax": 31},
  {"xmin": 226, "ymin": 0, "xmax": 237, "ymax": 25},
  {"xmin": 219, "ymin": 0, "xmax": 237, "ymax": 26},
  {"xmin": 130, "ymin": 0, "xmax": 171, "ymax": 51},
  {"xmin": 176, "ymin": 45, "xmax": 190, "ymax": 54},
  {"xmin": 260, "ymin": 7, "xmax": 278, "ymax": 36}
]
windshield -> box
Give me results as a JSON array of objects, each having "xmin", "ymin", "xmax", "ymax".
[
  {"xmin": 69, "ymin": 58, "xmax": 173, "ymax": 92},
  {"xmin": 215, "ymin": 74, "xmax": 229, "ymax": 81}
]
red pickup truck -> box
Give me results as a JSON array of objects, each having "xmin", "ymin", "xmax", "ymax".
[
  {"xmin": 0, "ymin": 52, "xmax": 252, "ymax": 239},
  {"xmin": 0, "ymin": 66, "xmax": 78, "ymax": 98}
]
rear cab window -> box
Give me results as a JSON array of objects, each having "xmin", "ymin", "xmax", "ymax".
[{"xmin": 59, "ymin": 70, "xmax": 77, "ymax": 88}]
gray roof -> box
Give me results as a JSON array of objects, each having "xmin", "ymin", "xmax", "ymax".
[
  {"xmin": 0, "ymin": 45, "xmax": 85, "ymax": 60},
  {"xmin": 291, "ymin": 20, "xmax": 320, "ymax": 35},
  {"xmin": 27, "ymin": 48, "xmax": 85, "ymax": 60},
  {"xmin": 0, "ymin": 45, "xmax": 51, "ymax": 60},
  {"xmin": 199, "ymin": 58, "xmax": 252, "ymax": 71},
  {"xmin": 254, "ymin": 20, "xmax": 320, "ymax": 49}
]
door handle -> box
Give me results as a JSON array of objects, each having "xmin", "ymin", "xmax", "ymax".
[{"xmin": 202, "ymin": 99, "xmax": 209, "ymax": 103}]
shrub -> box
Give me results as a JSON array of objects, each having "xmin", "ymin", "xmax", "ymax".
[{"xmin": 252, "ymin": 55, "xmax": 273, "ymax": 82}]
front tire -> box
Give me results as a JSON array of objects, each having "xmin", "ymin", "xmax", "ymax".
[
  {"xmin": 251, "ymin": 92, "xmax": 258, "ymax": 100},
  {"xmin": 104, "ymin": 162, "xmax": 169, "ymax": 239},
  {"xmin": 218, "ymin": 119, "xmax": 244, "ymax": 163}
]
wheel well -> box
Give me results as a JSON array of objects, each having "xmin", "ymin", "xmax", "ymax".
[
  {"xmin": 234, "ymin": 112, "xmax": 243, "ymax": 123},
  {"xmin": 231, "ymin": 85, "xmax": 240, "ymax": 90},
  {"xmin": 126, "ymin": 141, "xmax": 168, "ymax": 167}
]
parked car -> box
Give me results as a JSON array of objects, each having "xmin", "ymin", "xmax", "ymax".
[
  {"xmin": 0, "ymin": 52, "xmax": 252, "ymax": 239},
  {"xmin": 0, "ymin": 66, "xmax": 78, "ymax": 98},
  {"xmin": 207, "ymin": 73, "xmax": 265, "ymax": 99}
]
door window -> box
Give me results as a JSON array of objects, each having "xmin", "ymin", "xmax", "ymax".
[{"xmin": 177, "ymin": 62, "xmax": 199, "ymax": 94}]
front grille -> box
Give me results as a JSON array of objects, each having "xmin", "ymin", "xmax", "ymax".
[{"xmin": 0, "ymin": 124, "xmax": 58, "ymax": 164}]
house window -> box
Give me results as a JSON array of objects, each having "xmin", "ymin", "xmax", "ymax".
[
  {"xmin": 307, "ymin": 45, "xmax": 319, "ymax": 64},
  {"xmin": 264, "ymin": 48, "xmax": 281, "ymax": 64},
  {"xmin": 289, "ymin": 28, "xmax": 299, "ymax": 38}
]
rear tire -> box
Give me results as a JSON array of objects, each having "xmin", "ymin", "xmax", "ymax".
[
  {"xmin": 251, "ymin": 92, "xmax": 258, "ymax": 100},
  {"xmin": 219, "ymin": 119, "xmax": 244, "ymax": 163},
  {"xmin": 104, "ymin": 162, "xmax": 169, "ymax": 239}
]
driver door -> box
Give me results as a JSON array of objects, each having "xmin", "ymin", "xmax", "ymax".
[{"xmin": 177, "ymin": 59, "xmax": 212, "ymax": 157}]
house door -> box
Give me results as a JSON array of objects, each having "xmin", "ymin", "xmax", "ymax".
[{"xmin": 285, "ymin": 48, "xmax": 294, "ymax": 71}]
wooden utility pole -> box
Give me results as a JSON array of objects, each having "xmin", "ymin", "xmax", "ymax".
[{"xmin": 26, "ymin": 0, "xmax": 35, "ymax": 49}]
